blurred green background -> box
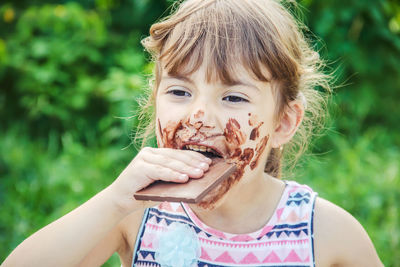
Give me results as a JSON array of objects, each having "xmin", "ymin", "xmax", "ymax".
[{"xmin": 0, "ymin": 0, "xmax": 399, "ymax": 266}]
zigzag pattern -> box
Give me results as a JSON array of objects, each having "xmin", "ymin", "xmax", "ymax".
[
  {"xmin": 147, "ymin": 212, "xmax": 213, "ymax": 238},
  {"xmin": 132, "ymin": 181, "xmax": 317, "ymax": 267},
  {"xmin": 264, "ymin": 229, "xmax": 308, "ymax": 239},
  {"xmin": 286, "ymin": 192, "xmax": 311, "ymax": 206},
  {"xmin": 135, "ymin": 261, "xmax": 159, "ymax": 267},
  {"xmin": 197, "ymin": 262, "xmax": 309, "ymax": 267},
  {"xmin": 198, "ymin": 246, "xmax": 311, "ymax": 264},
  {"xmin": 137, "ymin": 250, "xmax": 156, "ymax": 261},
  {"xmin": 148, "ymin": 208, "xmax": 192, "ymax": 224}
]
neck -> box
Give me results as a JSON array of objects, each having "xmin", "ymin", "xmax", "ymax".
[{"xmin": 189, "ymin": 168, "xmax": 285, "ymax": 234}]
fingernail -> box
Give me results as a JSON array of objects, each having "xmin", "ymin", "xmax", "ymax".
[
  {"xmin": 194, "ymin": 168, "xmax": 203, "ymax": 174},
  {"xmin": 198, "ymin": 162, "xmax": 209, "ymax": 170},
  {"xmin": 179, "ymin": 174, "xmax": 188, "ymax": 181},
  {"xmin": 203, "ymin": 157, "xmax": 212, "ymax": 163}
]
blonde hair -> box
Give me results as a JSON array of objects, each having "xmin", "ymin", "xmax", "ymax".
[{"xmin": 137, "ymin": 0, "xmax": 331, "ymax": 177}]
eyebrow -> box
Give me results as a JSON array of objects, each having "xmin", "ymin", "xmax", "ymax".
[
  {"xmin": 161, "ymin": 75, "xmax": 194, "ymax": 84},
  {"xmin": 162, "ymin": 75, "xmax": 261, "ymax": 92},
  {"xmin": 229, "ymin": 79, "xmax": 261, "ymax": 92}
]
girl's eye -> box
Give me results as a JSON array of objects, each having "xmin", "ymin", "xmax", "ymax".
[
  {"xmin": 222, "ymin": 95, "xmax": 249, "ymax": 103},
  {"xmin": 167, "ymin": 89, "xmax": 191, "ymax": 97}
]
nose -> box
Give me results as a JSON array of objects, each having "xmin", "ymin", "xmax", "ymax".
[
  {"xmin": 188, "ymin": 109, "xmax": 207, "ymax": 130},
  {"xmin": 187, "ymin": 99, "xmax": 215, "ymax": 130}
]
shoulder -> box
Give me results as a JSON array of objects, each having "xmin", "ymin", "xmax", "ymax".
[{"xmin": 313, "ymin": 197, "xmax": 383, "ymax": 267}]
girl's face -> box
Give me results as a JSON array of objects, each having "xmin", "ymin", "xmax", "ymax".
[{"xmin": 155, "ymin": 62, "xmax": 282, "ymax": 208}]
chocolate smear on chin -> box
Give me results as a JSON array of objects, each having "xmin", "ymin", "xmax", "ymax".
[
  {"xmin": 197, "ymin": 119, "xmax": 254, "ymax": 209},
  {"xmin": 198, "ymin": 136, "xmax": 270, "ymax": 209},
  {"xmin": 197, "ymin": 148, "xmax": 254, "ymax": 209}
]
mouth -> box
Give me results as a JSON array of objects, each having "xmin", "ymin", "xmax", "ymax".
[{"xmin": 181, "ymin": 144, "xmax": 223, "ymax": 159}]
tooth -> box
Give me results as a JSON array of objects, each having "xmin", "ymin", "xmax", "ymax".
[
  {"xmin": 199, "ymin": 146, "xmax": 206, "ymax": 152},
  {"xmin": 189, "ymin": 145, "xmax": 199, "ymax": 151}
]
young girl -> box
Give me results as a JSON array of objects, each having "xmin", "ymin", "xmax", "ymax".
[{"xmin": 3, "ymin": 0, "xmax": 383, "ymax": 266}]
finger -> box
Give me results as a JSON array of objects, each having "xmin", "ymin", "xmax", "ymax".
[
  {"xmin": 142, "ymin": 161, "xmax": 189, "ymax": 183},
  {"xmin": 176, "ymin": 149, "xmax": 212, "ymax": 163},
  {"xmin": 142, "ymin": 152, "xmax": 206, "ymax": 179},
  {"xmin": 150, "ymin": 147, "xmax": 211, "ymax": 164},
  {"xmin": 144, "ymin": 147, "xmax": 211, "ymax": 170}
]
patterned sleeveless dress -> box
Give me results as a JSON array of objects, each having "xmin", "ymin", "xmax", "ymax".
[{"xmin": 132, "ymin": 181, "xmax": 317, "ymax": 267}]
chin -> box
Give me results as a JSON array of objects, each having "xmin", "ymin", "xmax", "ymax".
[{"xmin": 195, "ymin": 175, "xmax": 238, "ymax": 210}]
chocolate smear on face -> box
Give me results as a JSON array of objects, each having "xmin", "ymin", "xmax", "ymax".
[
  {"xmin": 224, "ymin": 118, "xmax": 247, "ymax": 157},
  {"xmin": 249, "ymin": 122, "xmax": 264, "ymax": 141},
  {"xmin": 194, "ymin": 110, "xmax": 204, "ymax": 119},
  {"xmin": 248, "ymin": 113, "xmax": 264, "ymax": 141},
  {"xmin": 198, "ymin": 119, "xmax": 255, "ymax": 209},
  {"xmin": 250, "ymin": 135, "xmax": 269, "ymax": 170},
  {"xmin": 198, "ymin": 147, "xmax": 254, "ymax": 209},
  {"xmin": 193, "ymin": 121, "xmax": 203, "ymax": 130},
  {"xmin": 224, "ymin": 118, "xmax": 242, "ymax": 144},
  {"xmin": 159, "ymin": 116, "xmax": 261, "ymax": 210},
  {"xmin": 198, "ymin": 133, "xmax": 270, "ymax": 209},
  {"xmin": 250, "ymin": 128, "xmax": 258, "ymax": 141},
  {"xmin": 240, "ymin": 148, "xmax": 254, "ymax": 165},
  {"xmin": 173, "ymin": 117, "xmax": 220, "ymax": 148},
  {"xmin": 160, "ymin": 120, "xmax": 183, "ymax": 148},
  {"xmin": 248, "ymin": 113, "xmax": 259, "ymax": 127},
  {"xmin": 231, "ymin": 148, "xmax": 242, "ymax": 158},
  {"xmin": 158, "ymin": 117, "xmax": 223, "ymax": 152}
]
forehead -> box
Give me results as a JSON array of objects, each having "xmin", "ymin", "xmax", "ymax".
[
  {"xmin": 160, "ymin": 56, "xmax": 273, "ymax": 89},
  {"xmin": 157, "ymin": 12, "xmax": 276, "ymax": 87}
]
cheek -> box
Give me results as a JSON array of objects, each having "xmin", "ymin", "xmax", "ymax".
[
  {"xmin": 156, "ymin": 119, "xmax": 185, "ymax": 148},
  {"xmin": 156, "ymin": 93, "xmax": 189, "ymax": 120},
  {"xmin": 155, "ymin": 97, "xmax": 186, "ymax": 148},
  {"xmin": 247, "ymin": 112, "xmax": 275, "ymax": 143},
  {"xmin": 243, "ymin": 113, "xmax": 272, "ymax": 170},
  {"xmin": 249, "ymin": 135, "xmax": 270, "ymax": 170}
]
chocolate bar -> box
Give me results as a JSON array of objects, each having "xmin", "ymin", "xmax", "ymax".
[{"xmin": 134, "ymin": 158, "xmax": 236, "ymax": 203}]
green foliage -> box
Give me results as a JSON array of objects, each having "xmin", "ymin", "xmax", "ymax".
[
  {"xmin": 0, "ymin": 2, "xmax": 149, "ymax": 147},
  {"xmin": 300, "ymin": 0, "xmax": 400, "ymax": 139},
  {"xmin": 0, "ymin": 127, "xmax": 130, "ymax": 266},
  {"xmin": 298, "ymin": 129, "xmax": 400, "ymax": 265},
  {"xmin": 1, "ymin": 0, "xmax": 399, "ymax": 266},
  {"xmin": 5, "ymin": 3, "xmax": 107, "ymax": 121},
  {"xmin": 0, "ymin": 2, "xmax": 149, "ymax": 265}
]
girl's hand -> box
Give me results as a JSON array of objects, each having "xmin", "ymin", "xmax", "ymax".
[{"xmin": 107, "ymin": 147, "xmax": 212, "ymax": 214}]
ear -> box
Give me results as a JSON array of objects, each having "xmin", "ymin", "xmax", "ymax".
[{"xmin": 271, "ymin": 100, "xmax": 304, "ymax": 148}]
